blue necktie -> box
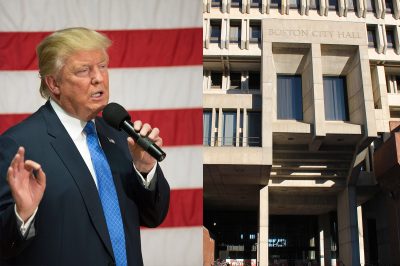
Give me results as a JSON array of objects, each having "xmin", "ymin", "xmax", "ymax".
[{"xmin": 84, "ymin": 121, "xmax": 127, "ymax": 266}]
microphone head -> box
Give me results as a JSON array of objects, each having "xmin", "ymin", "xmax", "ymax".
[{"xmin": 103, "ymin": 102, "xmax": 131, "ymax": 130}]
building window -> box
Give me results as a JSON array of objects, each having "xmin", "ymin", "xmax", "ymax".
[
  {"xmin": 210, "ymin": 20, "xmax": 221, "ymax": 44},
  {"xmin": 366, "ymin": 0, "xmax": 376, "ymax": 12},
  {"xmin": 203, "ymin": 111, "xmax": 212, "ymax": 146},
  {"xmin": 386, "ymin": 27, "xmax": 396, "ymax": 49},
  {"xmin": 347, "ymin": 0, "xmax": 357, "ymax": 11},
  {"xmin": 222, "ymin": 111, "xmax": 237, "ymax": 146},
  {"xmin": 367, "ymin": 25, "xmax": 377, "ymax": 48},
  {"xmin": 211, "ymin": 0, "xmax": 222, "ymax": 8},
  {"xmin": 323, "ymin": 77, "xmax": 349, "ymax": 121},
  {"xmin": 270, "ymin": 0, "xmax": 281, "ymax": 9},
  {"xmin": 249, "ymin": 72, "xmax": 260, "ymax": 90},
  {"xmin": 230, "ymin": 72, "xmax": 241, "ymax": 89},
  {"xmin": 211, "ymin": 71, "xmax": 223, "ymax": 89},
  {"xmin": 248, "ymin": 112, "xmax": 261, "ymax": 146},
  {"xmin": 230, "ymin": 21, "xmax": 241, "ymax": 44},
  {"xmin": 309, "ymin": 0, "xmax": 320, "ymax": 10},
  {"xmin": 290, "ymin": 0, "xmax": 300, "ymax": 10},
  {"xmin": 386, "ymin": 75, "xmax": 400, "ymax": 93},
  {"xmin": 385, "ymin": 0, "xmax": 393, "ymax": 13},
  {"xmin": 277, "ymin": 75, "xmax": 303, "ymax": 120},
  {"xmin": 328, "ymin": 0, "xmax": 338, "ymax": 11},
  {"xmin": 250, "ymin": 0, "xmax": 260, "ymax": 8},
  {"xmin": 231, "ymin": 0, "xmax": 242, "ymax": 8},
  {"xmin": 250, "ymin": 23, "xmax": 261, "ymax": 43}
]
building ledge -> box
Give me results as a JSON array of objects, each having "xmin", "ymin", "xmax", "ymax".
[{"xmin": 203, "ymin": 146, "xmax": 272, "ymax": 165}]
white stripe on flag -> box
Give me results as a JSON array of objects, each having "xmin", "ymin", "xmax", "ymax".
[
  {"xmin": 140, "ymin": 227, "xmax": 202, "ymax": 266},
  {"xmin": 161, "ymin": 146, "xmax": 202, "ymax": 189},
  {"xmin": 0, "ymin": 66, "xmax": 202, "ymax": 113},
  {"xmin": 0, "ymin": 0, "xmax": 202, "ymax": 31}
]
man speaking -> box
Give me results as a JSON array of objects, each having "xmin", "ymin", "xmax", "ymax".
[{"xmin": 0, "ymin": 27, "xmax": 170, "ymax": 266}]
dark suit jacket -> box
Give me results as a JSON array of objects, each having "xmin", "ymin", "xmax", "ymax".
[{"xmin": 0, "ymin": 101, "xmax": 170, "ymax": 266}]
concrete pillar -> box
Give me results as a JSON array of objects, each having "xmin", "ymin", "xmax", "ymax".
[
  {"xmin": 311, "ymin": 43, "xmax": 326, "ymax": 137},
  {"xmin": 318, "ymin": 214, "xmax": 332, "ymax": 266},
  {"xmin": 358, "ymin": 206, "xmax": 366, "ymax": 266},
  {"xmin": 217, "ymin": 107, "xmax": 223, "ymax": 146},
  {"xmin": 211, "ymin": 108, "xmax": 217, "ymax": 146},
  {"xmin": 258, "ymin": 186, "xmax": 269, "ymax": 266},
  {"xmin": 337, "ymin": 186, "xmax": 361, "ymax": 266},
  {"xmin": 243, "ymin": 108, "xmax": 248, "ymax": 147}
]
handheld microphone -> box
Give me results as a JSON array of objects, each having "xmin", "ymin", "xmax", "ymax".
[{"xmin": 102, "ymin": 103, "xmax": 166, "ymax": 162}]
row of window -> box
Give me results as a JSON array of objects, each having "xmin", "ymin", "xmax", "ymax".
[
  {"xmin": 208, "ymin": 20, "xmax": 261, "ymax": 46},
  {"xmin": 203, "ymin": 110, "xmax": 262, "ymax": 146},
  {"xmin": 205, "ymin": 71, "xmax": 261, "ymax": 90},
  {"xmin": 206, "ymin": 0, "xmax": 398, "ymax": 17},
  {"xmin": 367, "ymin": 24, "xmax": 399, "ymax": 52},
  {"xmin": 204, "ymin": 75, "xmax": 349, "ymax": 146}
]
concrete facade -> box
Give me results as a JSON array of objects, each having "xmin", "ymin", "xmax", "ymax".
[{"xmin": 204, "ymin": 1, "xmax": 400, "ymax": 265}]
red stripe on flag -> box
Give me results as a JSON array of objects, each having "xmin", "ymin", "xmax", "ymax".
[
  {"xmin": 128, "ymin": 108, "xmax": 202, "ymax": 147},
  {"xmin": 147, "ymin": 188, "xmax": 203, "ymax": 228},
  {"xmin": 0, "ymin": 113, "xmax": 31, "ymax": 135},
  {"xmin": 0, "ymin": 108, "xmax": 202, "ymax": 146},
  {"xmin": 0, "ymin": 28, "xmax": 202, "ymax": 70}
]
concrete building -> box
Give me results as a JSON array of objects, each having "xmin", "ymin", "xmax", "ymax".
[{"xmin": 203, "ymin": 0, "xmax": 400, "ymax": 265}]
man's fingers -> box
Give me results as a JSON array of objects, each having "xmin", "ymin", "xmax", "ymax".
[
  {"xmin": 17, "ymin": 147, "xmax": 25, "ymax": 172},
  {"xmin": 133, "ymin": 120, "xmax": 142, "ymax": 132},
  {"xmin": 147, "ymin": 127, "xmax": 159, "ymax": 140},
  {"xmin": 25, "ymin": 160, "xmax": 46, "ymax": 185},
  {"xmin": 139, "ymin": 123, "xmax": 152, "ymax": 137}
]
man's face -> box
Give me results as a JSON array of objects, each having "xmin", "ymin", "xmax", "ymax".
[{"xmin": 53, "ymin": 49, "xmax": 110, "ymax": 121}]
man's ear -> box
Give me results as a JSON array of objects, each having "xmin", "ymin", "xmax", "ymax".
[{"xmin": 44, "ymin": 76, "xmax": 61, "ymax": 96}]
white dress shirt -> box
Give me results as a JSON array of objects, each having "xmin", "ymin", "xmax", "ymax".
[{"xmin": 16, "ymin": 99, "xmax": 156, "ymax": 237}]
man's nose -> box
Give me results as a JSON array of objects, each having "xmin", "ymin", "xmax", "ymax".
[{"xmin": 91, "ymin": 66, "xmax": 104, "ymax": 84}]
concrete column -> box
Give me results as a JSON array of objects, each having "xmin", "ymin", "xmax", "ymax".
[
  {"xmin": 311, "ymin": 43, "xmax": 326, "ymax": 137},
  {"xmin": 358, "ymin": 206, "xmax": 366, "ymax": 266},
  {"xmin": 243, "ymin": 108, "xmax": 248, "ymax": 146},
  {"xmin": 204, "ymin": 19, "xmax": 210, "ymax": 49},
  {"xmin": 318, "ymin": 214, "xmax": 332, "ymax": 266},
  {"xmin": 261, "ymin": 40, "xmax": 273, "ymax": 149},
  {"xmin": 221, "ymin": 19, "xmax": 229, "ymax": 49},
  {"xmin": 236, "ymin": 108, "xmax": 240, "ymax": 147},
  {"xmin": 211, "ymin": 108, "xmax": 217, "ymax": 146},
  {"xmin": 337, "ymin": 186, "xmax": 361, "ymax": 266},
  {"xmin": 222, "ymin": 0, "xmax": 228, "ymax": 12},
  {"xmin": 258, "ymin": 186, "xmax": 269, "ymax": 266},
  {"xmin": 217, "ymin": 108, "xmax": 223, "ymax": 146}
]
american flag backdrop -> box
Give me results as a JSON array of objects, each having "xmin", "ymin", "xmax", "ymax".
[{"xmin": 0, "ymin": 1, "xmax": 203, "ymax": 265}]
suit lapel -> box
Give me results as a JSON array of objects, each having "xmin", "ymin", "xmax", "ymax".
[{"xmin": 41, "ymin": 102, "xmax": 115, "ymax": 259}]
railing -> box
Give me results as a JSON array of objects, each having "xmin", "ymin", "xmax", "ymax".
[{"xmin": 203, "ymin": 137, "xmax": 261, "ymax": 147}]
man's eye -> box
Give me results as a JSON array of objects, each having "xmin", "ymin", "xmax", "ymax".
[{"xmin": 99, "ymin": 64, "xmax": 107, "ymax": 70}]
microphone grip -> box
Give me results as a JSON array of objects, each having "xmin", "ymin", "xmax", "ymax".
[{"xmin": 122, "ymin": 121, "xmax": 166, "ymax": 162}]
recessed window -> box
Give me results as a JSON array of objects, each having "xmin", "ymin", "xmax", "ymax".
[
  {"xmin": 290, "ymin": 0, "xmax": 300, "ymax": 9},
  {"xmin": 230, "ymin": 72, "xmax": 241, "ymax": 89},
  {"xmin": 270, "ymin": 0, "xmax": 281, "ymax": 9},
  {"xmin": 247, "ymin": 112, "xmax": 261, "ymax": 146},
  {"xmin": 211, "ymin": 72, "xmax": 223, "ymax": 89},
  {"xmin": 231, "ymin": 0, "xmax": 242, "ymax": 8},
  {"xmin": 367, "ymin": 26, "xmax": 377, "ymax": 48},
  {"xmin": 249, "ymin": 72, "xmax": 260, "ymax": 90},
  {"xmin": 210, "ymin": 21, "xmax": 221, "ymax": 44},
  {"xmin": 250, "ymin": 23, "xmax": 261, "ymax": 44},
  {"xmin": 323, "ymin": 77, "xmax": 349, "ymax": 121},
  {"xmin": 230, "ymin": 21, "xmax": 241, "ymax": 44},
  {"xmin": 385, "ymin": 0, "xmax": 393, "ymax": 14},
  {"xmin": 203, "ymin": 111, "xmax": 212, "ymax": 146},
  {"xmin": 328, "ymin": 0, "xmax": 337, "ymax": 11},
  {"xmin": 211, "ymin": 0, "xmax": 221, "ymax": 8},
  {"xmin": 386, "ymin": 27, "xmax": 396, "ymax": 49},
  {"xmin": 250, "ymin": 0, "xmax": 260, "ymax": 8},
  {"xmin": 222, "ymin": 111, "xmax": 237, "ymax": 146},
  {"xmin": 366, "ymin": 0, "xmax": 376, "ymax": 12},
  {"xmin": 347, "ymin": 0, "xmax": 357, "ymax": 11},
  {"xmin": 309, "ymin": 0, "xmax": 319, "ymax": 10},
  {"xmin": 277, "ymin": 75, "xmax": 303, "ymax": 120}
]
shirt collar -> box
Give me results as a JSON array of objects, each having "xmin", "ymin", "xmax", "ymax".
[{"xmin": 50, "ymin": 99, "xmax": 91, "ymax": 140}]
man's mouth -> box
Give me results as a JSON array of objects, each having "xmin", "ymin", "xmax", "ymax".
[{"xmin": 91, "ymin": 91, "xmax": 103, "ymax": 98}]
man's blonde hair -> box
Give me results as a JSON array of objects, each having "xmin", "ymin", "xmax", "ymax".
[{"xmin": 36, "ymin": 27, "xmax": 112, "ymax": 99}]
